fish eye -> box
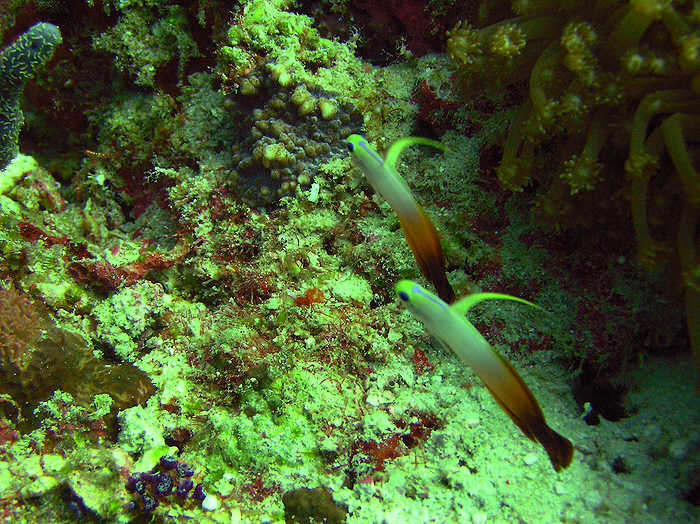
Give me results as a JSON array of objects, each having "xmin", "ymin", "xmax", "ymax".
[
  {"xmin": 398, "ymin": 291, "xmax": 409, "ymax": 302},
  {"xmin": 346, "ymin": 141, "xmax": 354, "ymax": 152}
]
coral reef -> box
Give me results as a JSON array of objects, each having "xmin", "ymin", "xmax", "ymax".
[
  {"xmin": 0, "ymin": 22, "xmax": 61, "ymax": 169},
  {"xmin": 446, "ymin": 0, "xmax": 700, "ymax": 380},
  {"xmin": 0, "ymin": 0, "xmax": 696, "ymax": 523}
]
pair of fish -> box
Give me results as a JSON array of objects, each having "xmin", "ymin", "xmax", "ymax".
[{"xmin": 347, "ymin": 134, "xmax": 573, "ymax": 471}]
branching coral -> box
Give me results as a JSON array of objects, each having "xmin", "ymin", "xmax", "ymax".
[
  {"xmin": 447, "ymin": 0, "xmax": 700, "ymax": 381},
  {"xmin": 0, "ymin": 22, "xmax": 61, "ymax": 169}
]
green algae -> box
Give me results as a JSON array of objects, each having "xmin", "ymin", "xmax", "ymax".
[
  {"xmin": 92, "ymin": 5, "xmax": 199, "ymax": 88},
  {"xmin": 93, "ymin": 281, "xmax": 171, "ymax": 361}
]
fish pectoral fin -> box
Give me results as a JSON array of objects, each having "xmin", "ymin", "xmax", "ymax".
[{"xmin": 385, "ymin": 136, "xmax": 449, "ymax": 168}]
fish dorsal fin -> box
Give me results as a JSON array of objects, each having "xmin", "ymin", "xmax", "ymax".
[
  {"xmin": 451, "ymin": 292, "xmax": 542, "ymax": 317},
  {"xmin": 385, "ymin": 136, "xmax": 448, "ymax": 169}
]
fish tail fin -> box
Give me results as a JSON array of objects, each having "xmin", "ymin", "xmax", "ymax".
[
  {"xmin": 535, "ymin": 425, "xmax": 574, "ymax": 472},
  {"xmin": 398, "ymin": 204, "xmax": 454, "ymax": 304},
  {"xmin": 481, "ymin": 352, "xmax": 573, "ymax": 472}
]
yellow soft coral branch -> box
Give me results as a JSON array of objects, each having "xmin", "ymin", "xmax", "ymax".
[
  {"xmin": 677, "ymin": 202, "xmax": 699, "ymax": 388},
  {"xmin": 496, "ymin": 100, "xmax": 537, "ymax": 191},
  {"xmin": 529, "ymin": 41, "xmax": 562, "ymax": 121},
  {"xmin": 660, "ymin": 113, "xmax": 700, "ymax": 386},
  {"xmin": 446, "ymin": 16, "xmax": 563, "ymax": 92},
  {"xmin": 560, "ymin": 109, "xmax": 610, "ymax": 194},
  {"xmin": 626, "ymin": 90, "xmax": 700, "ymax": 180},
  {"xmin": 607, "ymin": 0, "xmax": 667, "ymax": 55},
  {"xmin": 660, "ymin": 113, "xmax": 700, "ymax": 207}
]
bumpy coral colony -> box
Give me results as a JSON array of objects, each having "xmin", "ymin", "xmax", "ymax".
[{"xmin": 231, "ymin": 74, "xmax": 362, "ymax": 206}]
